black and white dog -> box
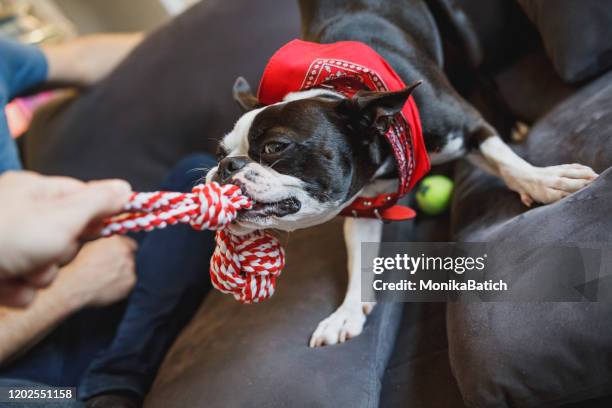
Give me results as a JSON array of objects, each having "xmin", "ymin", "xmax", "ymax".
[{"xmin": 206, "ymin": 0, "xmax": 597, "ymax": 347}]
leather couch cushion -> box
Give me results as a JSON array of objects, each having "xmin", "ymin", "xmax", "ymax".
[
  {"xmin": 447, "ymin": 71, "xmax": 612, "ymax": 407},
  {"xmin": 145, "ymin": 220, "xmax": 404, "ymax": 408},
  {"xmin": 517, "ymin": 0, "xmax": 612, "ymax": 83}
]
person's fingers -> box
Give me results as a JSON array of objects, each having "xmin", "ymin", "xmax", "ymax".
[
  {"xmin": 117, "ymin": 236, "xmax": 139, "ymax": 252},
  {"xmin": 79, "ymin": 219, "xmax": 108, "ymax": 241},
  {"xmin": 32, "ymin": 175, "xmax": 86, "ymax": 199},
  {"xmin": 0, "ymin": 170, "xmax": 41, "ymax": 186},
  {"xmin": 23, "ymin": 265, "xmax": 59, "ymax": 288},
  {"xmin": 56, "ymin": 241, "xmax": 81, "ymax": 267},
  {"xmin": 0, "ymin": 281, "xmax": 37, "ymax": 308},
  {"xmin": 0, "ymin": 171, "xmax": 84, "ymax": 197},
  {"xmin": 54, "ymin": 179, "xmax": 132, "ymax": 235}
]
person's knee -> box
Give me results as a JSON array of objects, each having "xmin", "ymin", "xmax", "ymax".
[{"xmin": 162, "ymin": 153, "xmax": 217, "ymax": 192}]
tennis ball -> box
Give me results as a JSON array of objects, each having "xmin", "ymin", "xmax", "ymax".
[{"xmin": 416, "ymin": 175, "xmax": 454, "ymax": 215}]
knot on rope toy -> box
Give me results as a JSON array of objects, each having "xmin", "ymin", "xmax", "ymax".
[
  {"xmin": 101, "ymin": 182, "xmax": 284, "ymax": 304},
  {"xmin": 211, "ymin": 229, "xmax": 284, "ymax": 303}
]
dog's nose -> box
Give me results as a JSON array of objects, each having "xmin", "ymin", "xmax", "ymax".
[{"xmin": 218, "ymin": 156, "xmax": 249, "ymax": 181}]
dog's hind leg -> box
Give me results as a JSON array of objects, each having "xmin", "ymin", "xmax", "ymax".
[{"xmin": 469, "ymin": 124, "xmax": 598, "ymax": 206}]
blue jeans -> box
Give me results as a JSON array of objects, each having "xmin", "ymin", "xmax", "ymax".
[
  {"xmin": 0, "ymin": 116, "xmax": 21, "ymax": 172},
  {"xmin": 0, "ymin": 154, "xmax": 217, "ymax": 401},
  {"xmin": 0, "ymin": 37, "xmax": 48, "ymax": 173}
]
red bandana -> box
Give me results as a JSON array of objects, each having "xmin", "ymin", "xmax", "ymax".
[{"xmin": 257, "ymin": 39, "xmax": 431, "ymax": 221}]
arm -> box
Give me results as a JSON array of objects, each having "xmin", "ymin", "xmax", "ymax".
[
  {"xmin": 42, "ymin": 33, "xmax": 144, "ymax": 86},
  {"xmin": 0, "ymin": 236, "xmax": 136, "ymax": 365},
  {"xmin": 0, "ymin": 276, "xmax": 80, "ymax": 364}
]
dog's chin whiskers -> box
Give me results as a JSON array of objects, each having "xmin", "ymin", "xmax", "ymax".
[
  {"xmin": 269, "ymin": 158, "xmax": 285, "ymax": 170},
  {"xmin": 185, "ymin": 167, "xmax": 212, "ymax": 185}
]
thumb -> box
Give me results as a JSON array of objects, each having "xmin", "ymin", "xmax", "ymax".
[{"xmin": 55, "ymin": 179, "xmax": 132, "ymax": 235}]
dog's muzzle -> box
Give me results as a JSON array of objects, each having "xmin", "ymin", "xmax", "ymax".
[{"xmin": 216, "ymin": 156, "xmax": 251, "ymax": 184}]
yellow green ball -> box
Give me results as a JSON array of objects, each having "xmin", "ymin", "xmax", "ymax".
[{"xmin": 416, "ymin": 175, "xmax": 454, "ymax": 215}]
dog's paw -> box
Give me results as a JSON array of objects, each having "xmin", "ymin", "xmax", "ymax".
[
  {"xmin": 502, "ymin": 163, "xmax": 598, "ymax": 206},
  {"xmin": 309, "ymin": 303, "xmax": 375, "ymax": 348}
]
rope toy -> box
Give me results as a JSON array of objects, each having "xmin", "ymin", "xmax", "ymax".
[{"xmin": 101, "ymin": 182, "xmax": 284, "ymax": 304}]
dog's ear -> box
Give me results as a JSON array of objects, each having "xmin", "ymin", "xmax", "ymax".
[
  {"xmin": 233, "ymin": 77, "xmax": 261, "ymax": 112},
  {"xmin": 342, "ymin": 81, "xmax": 422, "ymax": 133}
]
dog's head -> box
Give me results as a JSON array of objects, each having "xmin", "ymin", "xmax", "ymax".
[{"xmin": 206, "ymin": 77, "xmax": 419, "ymax": 234}]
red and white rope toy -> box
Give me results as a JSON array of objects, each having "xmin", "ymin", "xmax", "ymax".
[{"xmin": 101, "ymin": 182, "xmax": 284, "ymax": 304}]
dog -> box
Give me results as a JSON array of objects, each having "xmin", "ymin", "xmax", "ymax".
[{"xmin": 206, "ymin": 0, "xmax": 598, "ymax": 347}]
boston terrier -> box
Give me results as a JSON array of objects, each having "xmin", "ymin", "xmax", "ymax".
[{"xmin": 206, "ymin": 0, "xmax": 598, "ymax": 347}]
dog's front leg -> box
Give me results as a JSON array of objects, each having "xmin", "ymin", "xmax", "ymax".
[
  {"xmin": 309, "ymin": 217, "xmax": 381, "ymax": 348},
  {"xmin": 471, "ymin": 128, "xmax": 598, "ymax": 206}
]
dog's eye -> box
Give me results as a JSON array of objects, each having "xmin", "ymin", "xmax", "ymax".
[{"xmin": 262, "ymin": 141, "xmax": 289, "ymax": 155}]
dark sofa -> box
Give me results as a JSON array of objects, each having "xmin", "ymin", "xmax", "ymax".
[{"xmin": 22, "ymin": 1, "xmax": 612, "ymax": 407}]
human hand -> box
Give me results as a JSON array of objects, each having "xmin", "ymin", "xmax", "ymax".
[
  {"xmin": 0, "ymin": 171, "xmax": 131, "ymax": 306},
  {"xmin": 56, "ymin": 237, "xmax": 137, "ymax": 309}
]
